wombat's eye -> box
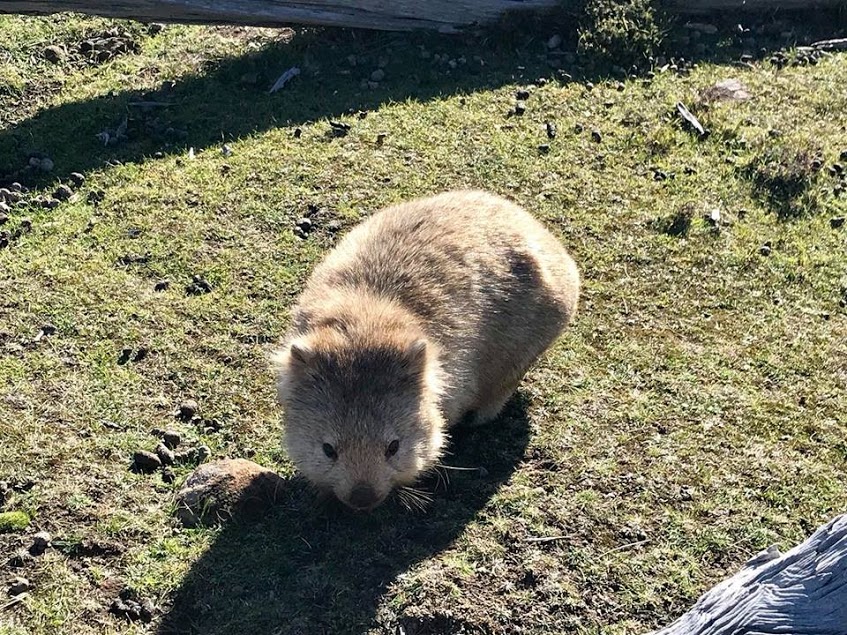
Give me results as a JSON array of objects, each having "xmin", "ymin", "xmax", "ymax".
[
  {"xmin": 322, "ymin": 443, "xmax": 338, "ymax": 460},
  {"xmin": 386, "ymin": 439, "xmax": 399, "ymax": 458}
]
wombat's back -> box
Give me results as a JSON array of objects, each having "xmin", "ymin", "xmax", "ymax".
[{"xmin": 292, "ymin": 190, "xmax": 580, "ymax": 425}]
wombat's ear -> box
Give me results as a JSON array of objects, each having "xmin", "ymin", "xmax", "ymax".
[
  {"xmin": 289, "ymin": 341, "xmax": 315, "ymax": 366},
  {"xmin": 405, "ymin": 339, "xmax": 428, "ymax": 365}
]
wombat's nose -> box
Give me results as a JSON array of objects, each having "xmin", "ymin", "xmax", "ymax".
[{"xmin": 348, "ymin": 483, "xmax": 378, "ymax": 510}]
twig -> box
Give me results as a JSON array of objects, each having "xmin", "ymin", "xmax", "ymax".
[
  {"xmin": 525, "ymin": 535, "xmax": 570, "ymax": 544},
  {"xmin": 1, "ymin": 593, "xmax": 27, "ymax": 611},
  {"xmin": 600, "ymin": 538, "xmax": 649, "ymax": 557}
]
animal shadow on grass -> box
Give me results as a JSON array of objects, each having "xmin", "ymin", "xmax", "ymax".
[{"xmin": 156, "ymin": 392, "xmax": 532, "ymax": 635}]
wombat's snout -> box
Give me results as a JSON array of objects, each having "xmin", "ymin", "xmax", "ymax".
[{"xmin": 347, "ymin": 483, "xmax": 381, "ymax": 511}]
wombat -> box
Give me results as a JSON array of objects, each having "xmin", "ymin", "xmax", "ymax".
[{"xmin": 273, "ymin": 190, "xmax": 580, "ymax": 510}]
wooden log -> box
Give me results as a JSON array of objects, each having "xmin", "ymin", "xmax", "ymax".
[
  {"xmin": 0, "ymin": 0, "xmax": 845, "ymax": 32},
  {"xmin": 651, "ymin": 514, "xmax": 847, "ymax": 635}
]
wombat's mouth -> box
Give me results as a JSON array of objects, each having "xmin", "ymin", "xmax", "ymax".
[{"xmin": 341, "ymin": 483, "xmax": 386, "ymax": 512}]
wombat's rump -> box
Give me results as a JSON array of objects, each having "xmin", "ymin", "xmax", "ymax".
[{"xmin": 273, "ymin": 190, "xmax": 580, "ymax": 510}]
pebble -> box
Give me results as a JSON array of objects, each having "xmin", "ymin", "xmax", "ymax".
[
  {"xmin": 326, "ymin": 219, "xmax": 343, "ymax": 233},
  {"xmin": 515, "ymin": 88, "xmax": 530, "ymax": 101},
  {"xmin": 706, "ymin": 208, "xmax": 722, "ymax": 226},
  {"xmin": 8, "ymin": 577, "xmax": 30, "ymax": 596},
  {"xmin": 53, "ymin": 184, "xmax": 73, "ymax": 201},
  {"xmin": 591, "ymin": 129, "xmax": 602, "ymax": 143},
  {"xmin": 30, "ymin": 531, "xmax": 51, "ymax": 555},
  {"xmin": 547, "ymin": 34, "xmax": 562, "ymax": 50},
  {"xmin": 43, "ymin": 45, "xmax": 65, "ymax": 63},
  {"xmin": 185, "ymin": 275, "xmax": 213, "ymax": 296},
  {"xmin": 162, "ymin": 430, "xmax": 181, "ymax": 449},
  {"xmin": 178, "ymin": 400, "xmax": 198, "ymax": 421},
  {"xmin": 369, "ymin": 69, "xmax": 385, "ymax": 82},
  {"xmin": 155, "ymin": 443, "xmax": 175, "ymax": 466},
  {"xmin": 295, "ymin": 217, "xmax": 313, "ymax": 232},
  {"xmin": 514, "ymin": 101, "xmax": 527, "ymax": 116},
  {"xmin": 175, "ymin": 458, "xmax": 285, "ymax": 527},
  {"xmin": 538, "ymin": 144, "xmax": 551, "ymax": 155},
  {"xmin": 760, "ymin": 242, "xmax": 772, "ymax": 256},
  {"xmin": 154, "ymin": 280, "xmax": 170, "ymax": 292},
  {"xmin": 69, "ymin": 172, "xmax": 85, "ymax": 187},
  {"xmin": 831, "ymin": 217, "xmax": 845, "ymax": 229},
  {"xmin": 132, "ymin": 451, "xmax": 162, "ymax": 473},
  {"xmin": 546, "ymin": 122, "xmax": 557, "ymax": 139}
]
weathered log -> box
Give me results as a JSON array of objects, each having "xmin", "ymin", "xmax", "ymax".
[
  {"xmin": 0, "ymin": 0, "xmax": 845, "ymax": 32},
  {"xmin": 651, "ymin": 514, "xmax": 847, "ymax": 635}
]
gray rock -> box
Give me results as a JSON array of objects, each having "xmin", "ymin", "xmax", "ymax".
[
  {"xmin": 369, "ymin": 68, "xmax": 385, "ymax": 82},
  {"xmin": 547, "ymin": 34, "xmax": 562, "ymax": 50},
  {"xmin": 155, "ymin": 443, "xmax": 175, "ymax": 466},
  {"xmin": 30, "ymin": 531, "xmax": 51, "ymax": 555},
  {"xmin": 8, "ymin": 577, "xmax": 30, "ymax": 596},
  {"xmin": 53, "ymin": 184, "xmax": 73, "ymax": 201},
  {"xmin": 132, "ymin": 451, "xmax": 162, "ymax": 473},
  {"xmin": 43, "ymin": 45, "xmax": 65, "ymax": 63},
  {"xmin": 175, "ymin": 458, "xmax": 286, "ymax": 527},
  {"xmin": 178, "ymin": 400, "xmax": 198, "ymax": 421},
  {"xmin": 162, "ymin": 430, "xmax": 181, "ymax": 449}
]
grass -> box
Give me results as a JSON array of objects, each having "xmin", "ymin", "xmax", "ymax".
[{"xmin": 1, "ymin": 8, "xmax": 846, "ymax": 635}]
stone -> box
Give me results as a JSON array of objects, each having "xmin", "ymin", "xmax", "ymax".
[
  {"xmin": 700, "ymin": 78, "xmax": 752, "ymax": 102},
  {"xmin": 132, "ymin": 451, "xmax": 162, "ymax": 473},
  {"xmin": 155, "ymin": 443, "xmax": 175, "ymax": 466},
  {"xmin": 830, "ymin": 217, "xmax": 845, "ymax": 229},
  {"xmin": 53, "ymin": 184, "xmax": 73, "ymax": 200},
  {"xmin": 30, "ymin": 531, "xmax": 51, "ymax": 555},
  {"xmin": 69, "ymin": 172, "xmax": 85, "ymax": 187},
  {"xmin": 175, "ymin": 459, "xmax": 286, "ymax": 527},
  {"xmin": 178, "ymin": 400, "xmax": 198, "ymax": 421},
  {"xmin": 369, "ymin": 69, "xmax": 385, "ymax": 82},
  {"xmin": 162, "ymin": 430, "xmax": 181, "ymax": 449},
  {"xmin": 547, "ymin": 34, "xmax": 562, "ymax": 50},
  {"xmin": 43, "ymin": 45, "xmax": 66, "ymax": 63},
  {"xmin": 591, "ymin": 129, "xmax": 602, "ymax": 143},
  {"xmin": 514, "ymin": 101, "xmax": 527, "ymax": 116},
  {"xmin": 8, "ymin": 577, "xmax": 30, "ymax": 596}
]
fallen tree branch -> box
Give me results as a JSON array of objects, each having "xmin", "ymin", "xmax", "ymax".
[{"xmin": 1, "ymin": 0, "xmax": 845, "ymax": 32}]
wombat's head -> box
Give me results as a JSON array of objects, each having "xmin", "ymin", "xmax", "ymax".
[{"xmin": 273, "ymin": 327, "xmax": 445, "ymax": 511}]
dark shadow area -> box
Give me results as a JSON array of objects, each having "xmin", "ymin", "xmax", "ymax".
[
  {"xmin": 1, "ymin": 9, "xmax": 845, "ymax": 189},
  {"xmin": 156, "ymin": 392, "xmax": 532, "ymax": 635}
]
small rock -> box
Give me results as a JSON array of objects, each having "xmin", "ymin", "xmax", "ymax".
[
  {"xmin": 295, "ymin": 217, "xmax": 313, "ymax": 232},
  {"xmin": 175, "ymin": 458, "xmax": 286, "ymax": 527},
  {"xmin": 87, "ymin": 189, "xmax": 105, "ymax": 204},
  {"xmin": 547, "ymin": 34, "xmax": 562, "ymax": 50},
  {"xmin": 514, "ymin": 101, "xmax": 527, "ymax": 116},
  {"xmin": 155, "ymin": 443, "xmax": 175, "ymax": 466},
  {"xmin": 706, "ymin": 208, "xmax": 722, "ymax": 226},
  {"xmin": 69, "ymin": 172, "xmax": 85, "ymax": 187},
  {"xmin": 329, "ymin": 121, "xmax": 351, "ymax": 137},
  {"xmin": 38, "ymin": 158, "xmax": 54, "ymax": 172},
  {"xmin": 147, "ymin": 23, "xmax": 165, "ymax": 35},
  {"xmin": 832, "ymin": 163, "xmax": 844, "ymax": 175},
  {"xmin": 700, "ymin": 78, "xmax": 751, "ymax": 102},
  {"xmin": 133, "ymin": 451, "xmax": 162, "ymax": 473},
  {"xmin": 538, "ymin": 144, "xmax": 551, "ymax": 155},
  {"xmin": 830, "ymin": 217, "xmax": 845, "ymax": 229},
  {"xmin": 293, "ymin": 127, "xmax": 302, "ymax": 139},
  {"xmin": 8, "ymin": 577, "xmax": 30, "ymax": 596},
  {"xmin": 515, "ymin": 88, "xmax": 530, "ymax": 101},
  {"xmin": 53, "ymin": 184, "xmax": 73, "ymax": 201},
  {"xmin": 326, "ymin": 220, "xmax": 343, "ymax": 233},
  {"xmin": 178, "ymin": 400, "xmax": 198, "ymax": 421},
  {"xmin": 154, "ymin": 280, "xmax": 170, "ymax": 292},
  {"xmin": 574, "ymin": 123, "xmax": 584, "ymax": 134},
  {"xmin": 369, "ymin": 69, "xmax": 385, "ymax": 82},
  {"xmin": 591, "ymin": 129, "xmax": 602, "ymax": 143},
  {"xmin": 760, "ymin": 242, "xmax": 772, "ymax": 256},
  {"xmin": 30, "ymin": 531, "xmax": 51, "ymax": 556},
  {"xmin": 197, "ymin": 445, "xmax": 212, "ymax": 463},
  {"xmin": 221, "ymin": 144, "xmax": 233, "ymax": 158},
  {"xmin": 43, "ymin": 45, "xmax": 66, "ymax": 63},
  {"xmin": 545, "ymin": 121, "xmax": 557, "ymax": 139},
  {"xmin": 162, "ymin": 430, "xmax": 181, "ymax": 449},
  {"xmin": 185, "ymin": 275, "xmax": 213, "ymax": 296}
]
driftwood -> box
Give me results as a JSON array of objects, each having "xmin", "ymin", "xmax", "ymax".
[
  {"xmin": 1, "ymin": 0, "xmax": 845, "ymax": 32},
  {"xmin": 651, "ymin": 514, "xmax": 847, "ymax": 635}
]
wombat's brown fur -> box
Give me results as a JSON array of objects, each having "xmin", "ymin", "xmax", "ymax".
[{"xmin": 273, "ymin": 190, "xmax": 579, "ymax": 510}]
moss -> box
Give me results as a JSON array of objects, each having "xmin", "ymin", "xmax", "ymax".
[{"xmin": 0, "ymin": 511, "xmax": 31, "ymax": 532}]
